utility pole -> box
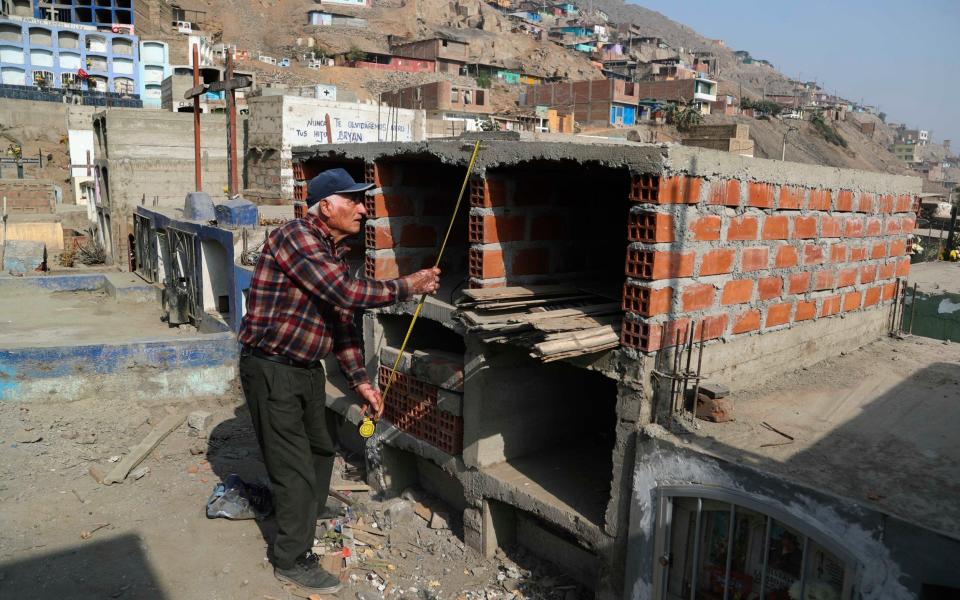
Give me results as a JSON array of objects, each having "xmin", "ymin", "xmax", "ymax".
[{"xmin": 782, "ymin": 126, "xmax": 799, "ymax": 161}]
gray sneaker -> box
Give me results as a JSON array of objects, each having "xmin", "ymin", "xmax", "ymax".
[{"xmin": 274, "ymin": 552, "xmax": 342, "ymax": 593}]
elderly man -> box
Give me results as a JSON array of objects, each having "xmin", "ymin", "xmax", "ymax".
[{"xmin": 238, "ymin": 168, "xmax": 439, "ymax": 592}]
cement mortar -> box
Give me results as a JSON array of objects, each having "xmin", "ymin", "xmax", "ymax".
[{"xmin": 293, "ymin": 139, "xmax": 922, "ymax": 195}]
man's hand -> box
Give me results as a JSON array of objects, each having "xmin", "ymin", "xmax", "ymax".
[
  {"xmin": 404, "ymin": 267, "xmax": 441, "ymax": 295},
  {"xmin": 356, "ymin": 382, "xmax": 384, "ymax": 419}
]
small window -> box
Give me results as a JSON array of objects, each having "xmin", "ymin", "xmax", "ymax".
[
  {"xmin": 656, "ymin": 494, "xmax": 853, "ymax": 600},
  {"xmin": 450, "ymin": 87, "xmax": 458, "ymax": 103},
  {"xmin": 463, "ymin": 89, "xmax": 472, "ymax": 104},
  {"xmin": 441, "ymin": 39, "xmax": 448, "ymax": 47},
  {"xmin": 475, "ymin": 90, "xmax": 485, "ymax": 105}
]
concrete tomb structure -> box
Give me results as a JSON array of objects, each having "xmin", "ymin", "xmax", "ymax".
[{"xmin": 276, "ymin": 139, "xmax": 959, "ymax": 599}]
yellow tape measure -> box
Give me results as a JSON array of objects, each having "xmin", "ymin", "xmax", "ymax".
[
  {"xmin": 358, "ymin": 417, "xmax": 376, "ymax": 439},
  {"xmin": 358, "ymin": 139, "xmax": 482, "ymax": 441}
]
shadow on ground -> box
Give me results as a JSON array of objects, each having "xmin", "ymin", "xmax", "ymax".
[{"xmin": 0, "ymin": 534, "xmax": 165, "ymax": 600}]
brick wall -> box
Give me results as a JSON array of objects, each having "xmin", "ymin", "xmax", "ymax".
[
  {"xmin": 467, "ymin": 168, "xmax": 629, "ymax": 288},
  {"xmin": 0, "ymin": 180, "xmax": 57, "ymax": 214},
  {"xmin": 619, "ymin": 174, "xmax": 916, "ymax": 352},
  {"xmin": 363, "ymin": 160, "xmax": 470, "ymax": 281}
]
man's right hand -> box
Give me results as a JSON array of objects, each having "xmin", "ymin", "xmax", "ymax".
[
  {"xmin": 404, "ymin": 267, "xmax": 440, "ymax": 296},
  {"xmin": 404, "ymin": 267, "xmax": 441, "ymax": 295}
]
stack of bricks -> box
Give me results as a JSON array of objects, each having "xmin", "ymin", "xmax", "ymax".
[
  {"xmin": 468, "ymin": 171, "xmax": 627, "ymax": 288},
  {"xmin": 620, "ymin": 174, "xmax": 916, "ymax": 351},
  {"xmin": 363, "ymin": 161, "xmax": 469, "ymax": 280},
  {"xmin": 378, "ymin": 366, "xmax": 464, "ymax": 456}
]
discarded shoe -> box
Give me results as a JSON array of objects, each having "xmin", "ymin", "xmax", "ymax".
[
  {"xmin": 274, "ymin": 552, "xmax": 342, "ymax": 593},
  {"xmin": 206, "ymin": 474, "xmax": 273, "ymax": 520}
]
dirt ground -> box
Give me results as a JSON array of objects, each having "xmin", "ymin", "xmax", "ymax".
[{"xmin": 0, "ymin": 389, "xmax": 583, "ymax": 600}]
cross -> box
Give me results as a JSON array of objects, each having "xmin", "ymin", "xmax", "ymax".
[
  {"xmin": 207, "ymin": 53, "xmax": 252, "ymax": 197},
  {"xmin": 182, "ymin": 43, "xmax": 206, "ymax": 191}
]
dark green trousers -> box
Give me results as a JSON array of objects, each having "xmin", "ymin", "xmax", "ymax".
[{"xmin": 238, "ymin": 354, "xmax": 335, "ymax": 569}]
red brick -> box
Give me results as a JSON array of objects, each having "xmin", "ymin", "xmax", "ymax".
[
  {"xmin": 469, "ymin": 214, "xmax": 525, "ymax": 243},
  {"xmin": 788, "ymin": 272, "xmax": 811, "ymax": 294},
  {"xmin": 709, "ymin": 179, "xmax": 741, "ymax": 206},
  {"xmin": 373, "ymin": 163, "xmax": 396, "ymax": 187},
  {"xmin": 627, "ymin": 211, "xmax": 674, "ymax": 243},
  {"xmin": 812, "ymin": 269, "xmax": 835, "ymax": 291},
  {"xmin": 511, "ymin": 247, "xmax": 550, "ymax": 276},
  {"xmin": 864, "ymin": 286, "xmax": 882, "ymax": 307},
  {"xmin": 807, "ymin": 189, "xmax": 831, "ymax": 210},
  {"xmin": 622, "ymin": 318, "xmax": 694, "ymax": 352},
  {"xmin": 765, "ymin": 302, "xmax": 793, "ymax": 327},
  {"xmin": 775, "ymin": 245, "xmax": 799, "ymax": 268},
  {"xmin": 870, "ymin": 242, "xmax": 886, "ymax": 259},
  {"xmin": 843, "ymin": 291, "xmax": 862, "ymax": 312},
  {"xmin": 659, "ymin": 176, "xmax": 703, "ymax": 204},
  {"xmin": 896, "ymin": 194, "xmax": 913, "ymax": 212},
  {"xmin": 732, "ymin": 309, "xmax": 761, "ymax": 334},
  {"xmin": 821, "ymin": 216, "xmax": 842, "ymax": 238},
  {"xmin": 885, "ymin": 218, "xmax": 902, "ymax": 235},
  {"xmin": 882, "ymin": 282, "xmax": 897, "ymax": 301},
  {"xmin": 699, "ymin": 248, "xmax": 735, "ymax": 276},
  {"xmin": 762, "ymin": 215, "xmax": 789, "ymax": 240},
  {"xmin": 629, "ymin": 173, "xmax": 660, "ymax": 203},
  {"xmin": 625, "ymin": 248, "xmax": 696, "ymax": 280},
  {"xmin": 889, "ymin": 239, "xmax": 906, "ymax": 257},
  {"xmin": 365, "ymin": 255, "xmax": 413, "ymax": 280},
  {"xmin": 748, "ymin": 182, "xmax": 775, "ymax": 208},
  {"xmin": 843, "ymin": 218, "xmax": 864, "ymax": 238},
  {"xmin": 758, "ymin": 276, "xmax": 783, "ymax": 300},
  {"xmin": 530, "ymin": 214, "xmax": 567, "ymax": 240},
  {"xmin": 803, "ymin": 244, "xmax": 825, "ymax": 265},
  {"xmin": 721, "ymin": 279, "xmax": 754, "ymax": 305},
  {"xmin": 469, "ymin": 247, "xmax": 505, "ymax": 279},
  {"xmin": 681, "ymin": 283, "xmax": 716, "ymax": 311},
  {"xmin": 792, "ymin": 215, "xmax": 818, "ymax": 239},
  {"xmin": 849, "ymin": 246, "xmax": 867, "ymax": 262},
  {"xmin": 902, "ymin": 215, "xmax": 916, "ymax": 234},
  {"xmin": 837, "ymin": 267, "xmax": 858, "ymax": 287},
  {"xmin": 366, "ymin": 223, "xmax": 394, "ymax": 249},
  {"xmin": 879, "ymin": 194, "xmax": 894, "ymax": 214},
  {"xmin": 368, "ymin": 193, "xmax": 414, "ymax": 218},
  {"xmin": 513, "ymin": 175, "xmax": 552, "ymax": 206},
  {"xmin": 470, "ymin": 176, "xmax": 507, "ymax": 208},
  {"xmin": 693, "ymin": 313, "xmax": 729, "ymax": 341},
  {"xmin": 857, "ymin": 193, "xmax": 874, "ymax": 213},
  {"xmin": 622, "ymin": 283, "xmax": 673, "ymax": 316},
  {"xmin": 865, "ymin": 217, "xmax": 882, "ymax": 237},
  {"xmin": 795, "ymin": 301, "xmax": 816, "ymax": 321},
  {"xmin": 836, "ymin": 190, "xmax": 854, "ymax": 212},
  {"xmin": 896, "ymin": 257, "xmax": 911, "ymax": 277},
  {"xmin": 690, "ymin": 215, "xmax": 722, "ymax": 241},
  {"xmin": 727, "ymin": 215, "xmax": 759, "ymax": 241},
  {"xmin": 830, "ymin": 244, "xmax": 848, "ymax": 263},
  {"xmin": 741, "ymin": 247, "xmax": 769, "ymax": 271},
  {"xmin": 400, "ymin": 223, "xmax": 437, "ymax": 247},
  {"xmin": 778, "ymin": 186, "xmax": 804, "ymax": 210},
  {"xmin": 820, "ymin": 295, "xmax": 841, "ymax": 317},
  {"xmin": 878, "ymin": 261, "xmax": 895, "ymax": 280}
]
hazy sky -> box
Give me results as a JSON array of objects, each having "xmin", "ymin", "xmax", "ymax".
[{"xmin": 632, "ymin": 0, "xmax": 960, "ymax": 147}]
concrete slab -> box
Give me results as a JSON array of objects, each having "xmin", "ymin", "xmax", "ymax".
[{"xmin": 681, "ymin": 335, "xmax": 960, "ymax": 540}]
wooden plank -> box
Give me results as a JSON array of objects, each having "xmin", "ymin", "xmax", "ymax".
[
  {"xmin": 460, "ymin": 284, "xmax": 579, "ymax": 302},
  {"xmin": 331, "ymin": 481, "xmax": 372, "ymax": 492},
  {"xmin": 183, "ymin": 83, "xmax": 208, "ymax": 99},
  {"xmin": 102, "ymin": 414, "xmax": 185, "ymax": 485},
  {"xmin": 206, "ymin": 76, "xmax": 253, "ymax": 92}
]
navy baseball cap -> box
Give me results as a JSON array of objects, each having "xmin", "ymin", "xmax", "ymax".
[{"xmin": 306, "ymin": 168, "xmax": 374, "ymax": 207}]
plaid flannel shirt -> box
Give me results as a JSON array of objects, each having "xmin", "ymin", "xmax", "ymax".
[{"xmin": 238, "ymin": 214, "xmax": 411, "ymax": 388}]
